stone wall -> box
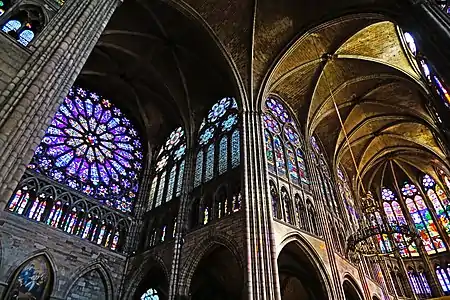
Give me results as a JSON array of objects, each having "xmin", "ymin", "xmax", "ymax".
[
  {"xmin": 0, "ymin": 211, "xmax": 126, "ymax": 300},
  {"xmin": 67, "ymin": 269, "xmax": 107, "ymax": 300},
  {"xmin": 0, "ymin": 34, "xmax": 30, "ymax": 96}
]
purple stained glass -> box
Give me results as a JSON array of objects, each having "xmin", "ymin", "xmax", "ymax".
[
  {"xmin": 263, "ymin": 114, "xmax": 281, "ymax": 135},
  {"xmin": 284, "ymin": 125, "xmax": 300, "ymax": 145},
  {"xmin": 382, "ymin": 188, "xmax": 396, "ymax": 201},
  {"xmin": 28, "ymin": 86, "xmax": 143, "ymax": 213},
  {"xmin": 265, "ymin": 97, "xmax": 290, "ymax": 123}
]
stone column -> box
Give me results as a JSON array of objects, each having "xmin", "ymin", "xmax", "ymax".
[
  {"xmin": 168, "ymin": 139, "xmax": 195, "ymax": 300},
  {"xmin": 242, "ymin": 109, "xmax": 279, "ymax": 300},
  {"xmin": 0, "ymin": 0, "xmax": 122, "ymax": 211},
  {"xmin": 304, "ymin": 149, "xmax": 345, "ymax": 300}
]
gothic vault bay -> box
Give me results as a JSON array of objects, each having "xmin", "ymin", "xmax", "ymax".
[{"xmin": 2, "ymin": 0, "xmax": 450, "ymax": 299}]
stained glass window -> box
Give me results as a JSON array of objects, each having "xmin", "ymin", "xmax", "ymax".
[
  {"xmin": 155, "ymin": 171, "xmax": 166, "ymax": 207},
  {"xmin": 148, "ymin": 127, "xmax": 186, "ymax": 210},
  {"xmin": 141, "ymin": 288, "xmax": 159, "ymax": 300},
  {"xmin": 402, "ymin": 182, "xmax": 446, "ymax": 254},
  {"xmin": 176, "ymin": 161, "xmax": 185, "ymax": 197},
  {"xmin": 382, "ymin": 187, "xmax": 419, "ymax": 257},
  {"xmin": 264, "ymin": 130, "xmax": 275, "ymax": 173},
  {"xmin": 219, "ymin": 137, "xmax": 228, "ymax": 174},
  {"xmin": 337, "ymin": 167, "xmax": 358, "ymax": 229},
  {"xmin": 421, "ymin": 174, "xmax": 450, "ymax": 235},
  {"xmin": 166, "ymin": 166, "xmax": 177, "ymax": 202},
  {"xmin": 8, "ymin": 187, "xmax": 30, "ymax": 215},
  {"xmin": 195, "ymin": 97, "xmax": 239, "ymax": 188},
  {"xmin": 231, "ymin": 130, "xmax": 240, "ymax": 168},
  {"xmin": 263, "ymin": 97, "xmax": 309, "ymax": 185},
  {"xmin": 28, "ymin": 86, "xmax": 143, "ymax": 213},
  {"xmin": 194, "ymin": 151, "xmax": 203, "ymax": 187},
  {"xmin": 274, "ymin": 136, "xmax": 286, "ymax": 177},
  {"xmin": 436, "ymin": 265, "xmax": 450, "ymax": 293},
  {"xmin": 203, "ymin": 207, "xmax": 209, "ymax": 225},
  {"xmin": 205, "ymin": 144, "xmax": 215, "ymax": 182}
]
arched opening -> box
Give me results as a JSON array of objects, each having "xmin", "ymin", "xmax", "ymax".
[
  {"xmin": 4, "ymin": 255, "xmax": 53, "ymax": 300},
  {"xmin": 189, "ymin": 245, "xmax": 243, "ymax": 300},
  {"xmin": 278, "ymin": 241, "xmax": 329, "ymax": 300},
  {"xmin": 134, "ymin": 261, "xmax": 168, "ymax": 300},
  {"xmin": 343, "ymin": 279, "xmax": 363, "ymax": 300}
]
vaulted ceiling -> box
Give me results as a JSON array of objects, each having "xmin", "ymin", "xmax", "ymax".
[
  {"xmin": 264, "ymin": 14, "xmax": 448, "ymax": 196},
  {"xmin": 78, "ymin": 0, "xmax": 236, "ymax": 149}
]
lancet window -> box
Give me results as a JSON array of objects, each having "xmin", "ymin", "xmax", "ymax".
[
  {"xmin": 6, "ymin": 86, "xmax": 140, "ymax": 252},
  {"xmin": 402, "ymin": 31, "xmax": 450, "ymax": 110},
  {"xmin": 148, "ymin": 127, "xmax": 186, "ymax": 210},
  {"xmin": 311, "ymin": 136, "xmax": 338, "ymax": 210},
  {"xmin": 401, "ymin": 182, "xmax": 446, "ymax": 254},
  {"xmin": 337, "ymin": 167, "xmax": 358, "ymax": 230},
  {"xmin": 263, "ymin": 97, "xmax": 309, "ymax": 186},
  {"xmin": 194, "ymin": 97, "xmax": 240, "ymax": 188},
  {"xmin": 381, "ymin": 187, "xmax": 419, "ymax": 257},
  {"xmin": 435, "ymin": 264, "xmax": 450, "ymax": 294},
  {"xmin": 421, "ymin": 174, "xmax": 450, "ymax": 235},
  {"xmin": 408, "ymin": 268, "xmax": 432, "ymax": 298}
]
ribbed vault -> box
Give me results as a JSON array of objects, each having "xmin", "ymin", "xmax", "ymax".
[
  {"xmin": 78, "ymin": 0, "xmax": 236, "ymax": 149},
  {"xmin": 264, "ymin": 14, "xmax": 448, "ymax": 198}
]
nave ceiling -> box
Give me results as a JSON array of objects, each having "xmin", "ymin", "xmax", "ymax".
[{"xmin": 264, "ymin": 14, "xmax": 449, "ymax": 196}]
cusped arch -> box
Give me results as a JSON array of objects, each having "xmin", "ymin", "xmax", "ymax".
[
  {"xmin": 179, "ymin": 234, "xmax": 245, "ymax": 296},
  {"xmin": 63, "ymin": 261, "xmax": 114, "ymax": 300}
]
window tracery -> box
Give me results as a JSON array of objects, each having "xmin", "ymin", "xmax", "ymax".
[
  {"xmin": 421, "ymin": 174, "xmax": 450, "ymax": 235},
  {"xmin": 148, "ymin": 127, "xmax": 186, "ymax": 210},
  {"xmin": 27, "ymin": 86, "xmax": 143, "ymax": 213},
  {"xmin": 263, "ymin": 97, "xmax": 309, "ymax": 186},
  {"xmin": 401, "ymin": 182, "xmax": 446, "ymax": 254},
  {"xmin": 1, "ymin": 5, "xmax": 44, "ymax": 46},
  {"xmin": 408, "ymin": 268, "xmax": 432, "ymax": 298},
  {"xmin": 194, "ymin": 97, "xmax": 240, "ymax": 187},
  {"xmin": 6, "ymin": 86, "xmax": 135, "ymax": 252},
  {"xmin": 382, "ymin": 187, "xmax": 419, "ymax": 257}
]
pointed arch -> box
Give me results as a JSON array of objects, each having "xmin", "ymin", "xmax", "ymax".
[
  {"xmin": 64, "ymin": 262, "xmax": 114, "ymax": 300},
  {"xmin": 4, "ymin": 254, "xmax": 54, "ymax": 300}
]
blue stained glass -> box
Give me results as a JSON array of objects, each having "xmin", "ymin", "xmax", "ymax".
[
  {"xmin": 199, "ymin": 127, "xmax": 215, "ymax": 145},
  {"xmin": 176, "ymin": 160, "xmax": 185, "ymax": 197},
  {"xmin": 2, "ymin": 20, "xmax": 21, "ymax": 33},
  {"xmin": 219, "ymin": 137, "xmax": 228, "ymax": 174},
  {"xmin": 231, "ymin": 130, "xmax": 240, "ymax": 168},
  {"xmin": 141, "ymin": 288, "xmax": 159, "ymax": 300},
  {"xmin": 166, "ymin": 166, "xmax": 177, "ymax": 201},
  {"xmin": 284, "ymin": 125, "xmax": 300, "ymax": 145},
  {"xmin": 207, "ymin": 98, "xmax": 231, "ymax": 122},
  {"xmin": 221, "ymin": 114, "xmax": 238, "ymax": 132},
  {"xmin": 194, "ymin": 151, "xmax": 203, "ymax": 187},
  {"xmin": 273, "ymin": 136, "xmax": 286, "ymax": 177},
  {"xmin": 27, "ymin": 86, "xmax": 143, "ymax": 213},
  {"xmin": 265, "ymin": 98, "xmax": 290, "ymax": 123},
  {"xmin": 263, "ymin": 114, "xmax": 281, "ymax": 135},
  {"xmin": 18, "ymin": 29, "xmax": 34, "ymax": 46},
  {"xmin": 264, "ymin": 130, "xmax": 275, "ymax": 173},
  {"xmin": 205, "ymin": 144, "xmax": 215, "ymax": 182},
  {"xmin": 286, "ymin": 145, "xmax": 299, "ymax": 184},
  {"xmin": 156, "ymin": 172, "xmax": 166, "ymax": 207}
]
